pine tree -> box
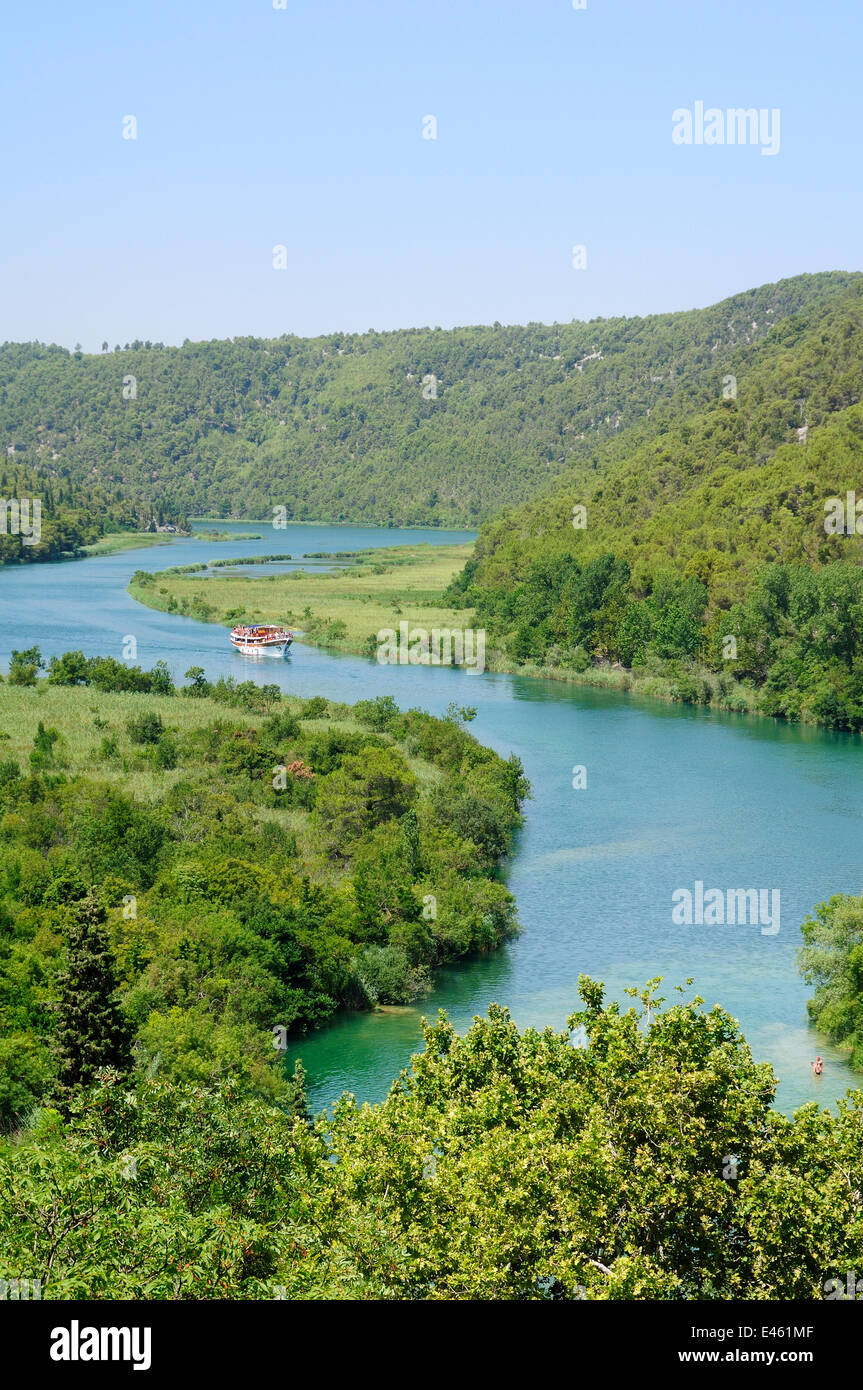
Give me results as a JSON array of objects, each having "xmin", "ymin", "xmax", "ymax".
[{"xmin": 54, "ymin": 894, "xmax": 131, "ymax": 1112}]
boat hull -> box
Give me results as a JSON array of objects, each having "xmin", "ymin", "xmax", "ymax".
[{"xmin": 230, "ymin": 637, "xmax": 292, "ymax": 657}]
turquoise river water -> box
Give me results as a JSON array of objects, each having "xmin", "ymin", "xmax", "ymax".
[{"xmin": 1, "ymin": 521, "xmax": 860, "ymax": 1116}]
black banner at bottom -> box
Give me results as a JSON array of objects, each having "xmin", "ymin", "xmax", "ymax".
[{"xmin": 3, "ymin": 1298, "xmax": 860, "ymax": 1376}]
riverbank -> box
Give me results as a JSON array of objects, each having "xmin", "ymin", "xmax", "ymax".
[
  {"xmin": 188, "ymin": 516, "xmax": 478, "ymax": 533},
  {"xmin": 493, "ymin": 652, "xmax": 761, "ymax": 716},
  {"xmin": 128, "ymin": 542, "xmax": 765, "ymax": 720}
]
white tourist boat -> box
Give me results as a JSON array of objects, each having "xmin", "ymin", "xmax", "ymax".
[{"xmin": 230, "ymin": 624, "xmax": 293, "ymax": 656}]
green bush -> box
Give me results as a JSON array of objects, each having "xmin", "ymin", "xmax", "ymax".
[
  {"xmin": 126, "ymin": 711, "xmax": 164, "ymax": 745},
  {"xmin": 354, "ymin": 945, "xmax": 422, "ymax": 1005}
]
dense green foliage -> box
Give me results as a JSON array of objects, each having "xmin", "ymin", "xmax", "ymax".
[
  {"xmin": 2, "ymin": 979, "xmax": 862, "ymax": 1299},
  {"xmin": 447, "ymin": 280, "xmax": 863, "ymax": 727},
  {"xmin": 0, "ymin": 505, "xmax": 101, "ymax": 565},
  {"xmin": 799, "ymin": 893, "xmax": 863, "ymax": 1068},
  {"xmin": 0, "ymin": 667, "xmax": 525, "ymax": 1126},
  {"xmin": 0, "ymin": 273, "xmax": 855, "ymax": 542}
]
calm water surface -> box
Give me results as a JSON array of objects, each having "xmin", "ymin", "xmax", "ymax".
[{"xmin": 1, "ymin": 521, "xmax": 860, "ymax": 1115}]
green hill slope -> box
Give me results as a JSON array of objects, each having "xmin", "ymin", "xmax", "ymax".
[
  {"xmin": 445, "ymin": 279, "xmax": 863, "ymax": 728},
  {"xmin": 0, "ymin": 272, "xmax": 856, "ymax": 547}
]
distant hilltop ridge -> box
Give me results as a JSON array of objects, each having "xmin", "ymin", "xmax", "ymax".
[{"xmin": 0, "ymin": 271, "xmax": 859, "ymax": 539}]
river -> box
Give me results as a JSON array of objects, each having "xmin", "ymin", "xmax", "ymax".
[{"xmin": 1, "ymin": 521, "xmax": 860, "ymax": 1115}]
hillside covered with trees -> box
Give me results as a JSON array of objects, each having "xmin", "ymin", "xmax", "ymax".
[
  {"xmin": 0, "ymin": 272, "xmax": 857, "ymax": 547},
  {"xmin": 445, "ymin": 278, "xmax": 863, "ymax": 729}
]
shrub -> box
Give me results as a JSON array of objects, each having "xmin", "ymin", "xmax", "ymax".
[
  {"xmin": 263, "ymin": 711, "xmax": 301, "ymax": 742},
  {"xmin": 0, "ymin": 758, "xmax": 21, "ymax": 789},
  {"xmin": 354, "ymin": 945, "xmax": 421, "ymax": 1005},
  {"xmin": 353, "ymin": 695, "xmax": 399, "ymax": 731},
  {"xmin": 98, "ymin": 735, "xmax": 120, "ymax": 762},
  {"xmin": 153, "ymin": 736, "xmax": 178, "ymax": 770},
  {"xmin": 29, "ymin": 721, "xmax": 61, "ymax": 769},
  {"xmin": 126, "ymin": 712, "xmax": 165, "ymax": 745},
  {"xmin": 0, "ymin": 1034, "xmax": 53, "ymax": 1130}
]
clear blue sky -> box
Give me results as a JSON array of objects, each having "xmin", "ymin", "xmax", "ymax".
[{"xmin": 1, "ymin": 0, "xmax": 859, "ymax": 349}]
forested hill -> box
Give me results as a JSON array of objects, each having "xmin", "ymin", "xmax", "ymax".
[
  {"xmin": 452, "ymin": 277, "xmax": 863, "ymax": 605},
  {"xmin": 0, "ymin": 271, "xmax": 857, "ymax": 538},
  {"xmin": 444, "ymin": 278, "xmax": 863, "ymax": 729}
]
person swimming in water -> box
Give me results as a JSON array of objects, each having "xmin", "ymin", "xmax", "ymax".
[{"xmin": 812, "ymin": 1056, "xmax": 823, "ymax": 1076}]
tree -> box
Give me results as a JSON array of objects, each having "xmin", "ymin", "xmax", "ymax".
[
  {"xmin": 53, "ymin": 895, "xmax": 132, "ymax": 1112},
  {"xmin": 315, "ymin": 747, "xmax": 417, "ymax": 851},
  {"xmin": 315, "ymin": 978, "xmax": 863, "ymax": 1299},
  {"xmin": 798, "ymin": 891, "xmax": 863, "ymax": 1066},
  {"xmin": 258, "ymin": 684, "xmax": 281, "ymax": 712},
  {"xmin": 183, "ymin": 665, "xmax": 210, "ymax": 695},
  {"xmin": 8, "ymin": 646, "xmax": 44, "ymax": 686},
  {"xmin": 47, "ymin": 650, "xmax": 90, "ymax": 685},
  {"xmin": 0, "ymin": 1074, "xmax": 327, "ymax": 1299},
  {"xmin": 149, "ymin": 660, "xmax": 175, "ymax": 696}
]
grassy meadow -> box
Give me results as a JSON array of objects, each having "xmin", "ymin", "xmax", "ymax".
[{"xmin": 128, "ymin": 542, "xmax": 477, "ymax": 655}]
